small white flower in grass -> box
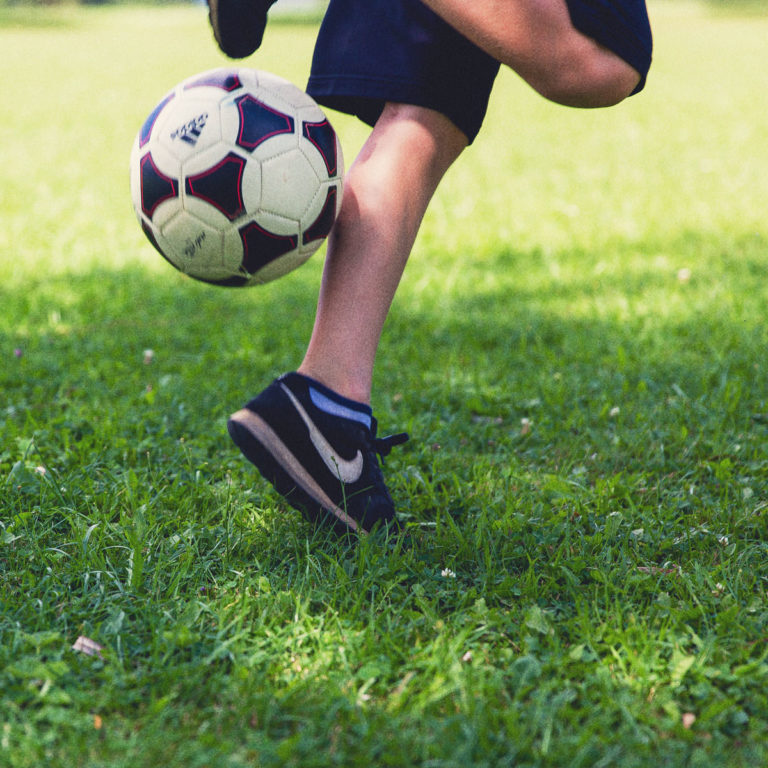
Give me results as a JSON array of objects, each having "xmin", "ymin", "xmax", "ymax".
[
  {"xmin": 682, "ymin": 712, "xmax": 696, "ymax": 729},
  {"xmin": 677, "ymin": 267, "xmax": 692, "ymax": 283},
  {"xmin": 72, "ymin": 636, "xmax": 104, "ymax": 659},
  {"xmin": 143, "ymin": 348, "xmax": 155, "ymax": 365},
  {"xmin": 462, "ymin": 651, "xmax": 473, "ymax": 663},
  {"xmin": 609, "ymin": 406, "xmax": 620, "ymax": 418},
  {"xmin": 441, "ymin": 568, "xmax": 456, "ymax": 579}
]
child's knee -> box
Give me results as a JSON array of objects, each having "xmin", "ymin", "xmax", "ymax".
[
  {"xmin": 369, "ymin": 103, "xmax": 468, "ymax": 179},
  {"xmin": 522, "ymin": 42, "xmax": 641, "ymax": 109}
]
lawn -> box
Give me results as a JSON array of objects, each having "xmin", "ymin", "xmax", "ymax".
[{"xmin": 1, "ymin": 2, "xmax": 767, "ymax": 766}]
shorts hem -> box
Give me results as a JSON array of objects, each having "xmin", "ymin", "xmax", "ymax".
[{"xmin": 307, "ymin": 74, "xmax": 491, "ymax": 142}]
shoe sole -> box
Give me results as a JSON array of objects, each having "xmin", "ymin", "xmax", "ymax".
[
  {"xmin": 228, "ymin": 408, "xmax": 363, "ymax": 533},
  {"xmin": 208, "ymin": 0, "xmax": 264, "ymax": 58}
]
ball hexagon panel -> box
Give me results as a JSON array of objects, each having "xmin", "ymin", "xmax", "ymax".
[
  {"xmin": 257, "ymin": 71, "xmax": 320, "ymax": 112},
  {"xmin": 154, "ymin": 96, "xmax": 223, "ymax": 164},
  {"xmin": 160, "ymin": 211, "xmax": 227, "ymax": 279},
  {"xmin": 239, "ymin": 152, "xmax": 264, "ymax": 214},
  {"xmin": 260, "ymin": 148, "xmax": 319, "ymax": 221}
]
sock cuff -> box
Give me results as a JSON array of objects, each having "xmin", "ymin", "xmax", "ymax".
[{"xmin": 289, "ymin": 372, "xmax": 373, "ymax": 428}]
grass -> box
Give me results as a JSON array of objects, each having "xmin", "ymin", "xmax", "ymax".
[{"xmin": 1, "ymin": 2, "xmax": 768, "ymax": 765}]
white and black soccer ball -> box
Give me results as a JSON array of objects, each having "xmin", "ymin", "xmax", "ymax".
[{"xmin": 129, "ymin": 68, "xmax": 344, "ymax": 286}]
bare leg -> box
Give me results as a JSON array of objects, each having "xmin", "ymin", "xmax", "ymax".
[
  {"xmin": 420, "ymin": 0, "xmax": 641, "ymax": 107},
  {"xmin": 298, "ymin": 102, "xmax": 468, "ymax": 404}
]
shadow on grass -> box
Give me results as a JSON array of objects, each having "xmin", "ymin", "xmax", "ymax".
[
  {"xmin": 3, "ymin": 234, "xmax": 768, "ymax": 767},
  {"xmin": 3, "ymin": 229, "xmax": 767, "ymax": 519},
  {"xmin": 3, "ymin": 228, "xmax": 767, "ymax": 428}
]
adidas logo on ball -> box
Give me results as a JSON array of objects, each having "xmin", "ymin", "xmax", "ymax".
[{"xmin": 170, "ymin": 112, "xmax": 209, "ymax": 146}]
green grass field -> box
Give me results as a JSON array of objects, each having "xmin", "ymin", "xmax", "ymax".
[{"xmin": 2, "ymin": 2, "xmax": 768, "ymax": 765}]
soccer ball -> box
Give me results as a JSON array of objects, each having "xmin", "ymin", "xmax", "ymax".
[{"xmin": 129, "ymin": 68, "xmax": 344, "ymax": 286}]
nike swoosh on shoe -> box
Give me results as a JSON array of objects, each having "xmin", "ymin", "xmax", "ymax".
[
  {"xmin": 280, "ymin": 383, "xmax": 364, "ymax": 484},
  {"xmin": 228, "ymin": 407, "xmax": 361, "ymax": 532}
]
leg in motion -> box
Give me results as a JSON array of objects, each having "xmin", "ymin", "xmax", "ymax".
[
  {"xmin": 228, "ymin": 103, "xmax": 467, "ymax": 534},
  {"xmin": 420, "ymin": 0, "xmax": 650, "ymax": 107},
  {"xmin": 299, "ymin": 102, "xmax": 469, "ymax": 405}
]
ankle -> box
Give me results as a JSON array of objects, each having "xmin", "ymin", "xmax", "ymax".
[{"xmin": 296, "ymin": 364, "xmax": 371, "ymax": 407}]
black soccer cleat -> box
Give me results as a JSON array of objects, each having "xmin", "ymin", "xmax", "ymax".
[
  {"xmin": 207, "ymin": 0, "xmax": 277, "ymax": 59},
  {"xmin": 228, "ymin": 372, "xmax": 408, "ymax": 535}
]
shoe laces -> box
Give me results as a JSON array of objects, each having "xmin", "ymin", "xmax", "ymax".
[{"xmin": 370, "ymin": 418, "xmax": 409, "ymax": 460}]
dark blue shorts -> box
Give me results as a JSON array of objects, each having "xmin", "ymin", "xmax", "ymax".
[{"xmin": 307, "ymin": 0, "xmax": 652, "ymax": 143}]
